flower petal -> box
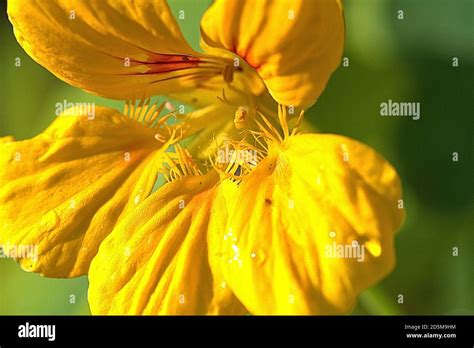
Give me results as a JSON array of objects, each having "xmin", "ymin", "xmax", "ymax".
[
  {"xmin": 219, "ymin": 134, "xmax": 405, "ymax": 314},
  {"xmin": 200, "ymin": 0, "xmax": 345, "ymax": 108},
  {"xmin": 88, "ymin": 171, "xmax": 247, "ymax": 315},
  {"xmin": 0, "ymin": 106, "xmax": 167, "ymax": 277},
  {"xmin": 8, "ymin": 0, "xmax": 225, "ymax": 100}
]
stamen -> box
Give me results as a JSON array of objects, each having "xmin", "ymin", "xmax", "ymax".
[
  {"xmin": 147, "ymin": 102, "xmax": 167, "ymax": 127},
  {"xmin": 211, "ymin": 105, "xmax": 306, "ymax": 184},
  {"xmin": 158, "ymin": 144, "xmax": 202, "ymax": 182},
  {"xmin": 217, "ymin": 89, "xmax": 231, "ymax": 105},
  {"xmin": 254, "ymin": 104, "xmax": 305, "ymax": 142},
  {"xmin": 278, "ymin": 104, "xmax": 290, "ymax": 139},
  {"xmin": 210, "ymin": 139, "xmax": 263, "ymax": 183},
  {"xmin": 290, "ymin": 110, "xmax": 305, "ymax": 136},
  {"xmin": 124, "ymin": 100, "xmax": 130, "ymax": 117},
  {"xmin": 255, "ymin": 111, "xmax": 284, "ymax": 143},
  {"xmin": 154, "ymin": 133, "xmax": 166, "ymax": 143},
  {"xmin": 124, "ymin": 98, "xmax": 176, "ymax": 129}
]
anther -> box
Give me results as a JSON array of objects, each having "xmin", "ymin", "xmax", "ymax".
[
  {"xmin": 223, "ymin": 64, "xmax": 234, "ymax": 83},
  {"xmin": 154, "ymin": 133, "xmax": 166, "ymax": 143}
]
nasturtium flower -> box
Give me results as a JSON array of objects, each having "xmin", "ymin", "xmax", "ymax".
[
  {"xmin": 86, "ymin": 107, "xmax": 404, "ymax": 315},
  {"xmin": 0, "ymin": 0, "xmax": 405, "ymax": 315}
]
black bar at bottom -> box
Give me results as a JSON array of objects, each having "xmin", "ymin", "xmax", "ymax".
[{"xmin": 0, "ymin": 315, "xmax": 472, "ymax": 347}]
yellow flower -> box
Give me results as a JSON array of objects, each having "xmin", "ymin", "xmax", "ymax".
[
  {"xmin": 85, "ymin": 106, "xmax": 404, "ymax": 315},
  {"xmin": 0, "ymin": 0, "xmax": 405, "ymax": 315}
]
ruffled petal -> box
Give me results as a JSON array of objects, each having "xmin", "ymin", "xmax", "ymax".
[
  {"xmin": 8, "ymin": 0, "xmax": 226, "ymax": 100},
  {"xmin": 218, "ymin": 133, "xmax": 405, "ymax": 314},
  {"xmin": 88, "ymin": 171, "xmax": 247, "ymax": 315},
  {"xmin": 200, "ymin": 0, "xmax": 345, "ymax": 108},
  {"xmin": 0, "ymin": 106, "xmax": 168, "ymax": 277}
]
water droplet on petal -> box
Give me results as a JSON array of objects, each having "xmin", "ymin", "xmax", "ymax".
[
  {"xmin": 230, "ymin": 244, "xmax": 242, "ymax": 267},
  {"xmin": 250, "ymin": 248, "xmax": 266, "ymax": 266},
  {"xmin": 134, "ymin": 195, "xmax": 141, "ymax": 205}
]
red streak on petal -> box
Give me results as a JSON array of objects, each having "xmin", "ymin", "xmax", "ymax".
[
  {"xmin": 236, "ymin": 48, "xmax": 262, "ymax": 72},
  {"xmin": 134, "ymin": 53, "xmax": 200, "ymax": 74}
]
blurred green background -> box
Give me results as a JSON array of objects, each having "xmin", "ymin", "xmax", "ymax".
[{"xmin": 0, "ymin": 0, "xmax": 472, "ymax": 315}]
